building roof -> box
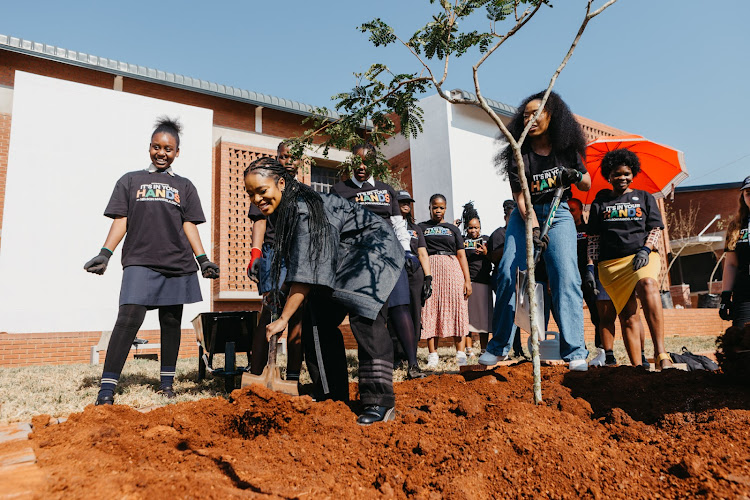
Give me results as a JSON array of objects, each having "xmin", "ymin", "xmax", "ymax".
[
  {"xmin": 675, "ymin": 181, "xmax": 743, "ymax": 193},
  {"xmin": 449, "ymin": 89, "xmax": 517, "ymax": 117},
  {"xmin": 0, "ymin": 33, "xmax": 339, "ymax": 119}
]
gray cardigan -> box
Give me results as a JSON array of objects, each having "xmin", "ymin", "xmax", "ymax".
[{"xmin": 283, "ymin": 193, "xmax": 404, "ymax": 320}]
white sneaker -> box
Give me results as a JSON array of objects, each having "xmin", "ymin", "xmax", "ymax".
[
  {"xmin": 456, "ymin": 351, "xmax": 468, "ymax": 367},
  {"xmin": 589, "ymin": 348, "xmax": 606, "ymax": 367},
  {"xmin": 569, "ymin": 359, "xmax": 589, "ymax": 372},
  {"xmin": 465, "ymin": 347, "xmax": 475, "ymax": 358},
  {"xmin": 426, "ymin": 352, "xmax": 439, "ymax": 369},
  {"xmin": 478, "ymin": 351, "xmax": 509, "ymax": 366}
]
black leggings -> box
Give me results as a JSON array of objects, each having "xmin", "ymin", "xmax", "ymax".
[
  {"xmin": 102, "ymin": 304, "xmax": 183, "ymax": 377},
  {"xmin": 732, "ymin": 300, "xmax": 750, "ymax": 329}
]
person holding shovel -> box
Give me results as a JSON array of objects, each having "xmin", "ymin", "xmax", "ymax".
[
  {"xmin": 244, "ymin": 157, "xmax": 403, "ymax": 425},
  {"xmin": 478, "ymin": 91, "xmax": 591, "ymax": 371},
  {"xmin": 585, "ymin": 149, "xmax": 673, "ymax": 369},
  {"xmin": 719, "ymin": 175, "xmax": 750, "ymax": 328}
]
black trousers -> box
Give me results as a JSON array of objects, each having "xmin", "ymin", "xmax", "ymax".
[
  {"xmin": 732, "ymin": 300, "xmax": 750, "ymax": 329},
  {"xmin": 407, "ymin": 265, "xmax": 425, "ymax": 344},
  {"xmin": 583, "ymin": 288, "xmax": 602, "ymax": 347},
  {"xmin": 303, "ymin": 290, "xmax": 395, "ymax": 408}
]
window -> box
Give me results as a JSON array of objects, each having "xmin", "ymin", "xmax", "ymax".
[{"xmin": 311, "ymin": 165, "xmax": 340, "ymax": 194}]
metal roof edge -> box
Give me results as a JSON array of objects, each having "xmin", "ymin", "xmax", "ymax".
[
  {"xmin": 675, "ymin": 181, "xmax": 743, "ymax": 193},
  {"xmin": 0, "ymin": 33, "xmax": 339, "ymax": 119},
  {"xmin": 448, "ymin": 88, "xmax": 517, "ymax": 117}
]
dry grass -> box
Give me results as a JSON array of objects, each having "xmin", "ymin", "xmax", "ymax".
[{"xmin": 0, "ymin": 335, "xmax": 719, "ymax": 424}]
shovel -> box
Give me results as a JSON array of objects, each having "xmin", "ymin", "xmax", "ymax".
[
  {"xmin": 241, "ymin": 331, "xmax": 299, "ymax": 396},
  {"xmin": 514, "ymin": 185, "xmax": 566, "ymax": 332}
]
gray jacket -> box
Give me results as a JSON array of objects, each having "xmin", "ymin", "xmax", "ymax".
[{"xmin": 284, "ymin": 193, "xmax": 404, "ymax": 320}]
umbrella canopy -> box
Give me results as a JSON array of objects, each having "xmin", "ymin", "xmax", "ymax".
[{"xmin": 571, "ymin": 135, "xmax": 688, "ymax": 206}]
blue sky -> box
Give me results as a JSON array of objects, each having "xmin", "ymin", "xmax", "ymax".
[{"xmin": 2, "ymin": 0, "xmax": 748, "ymax": 186}]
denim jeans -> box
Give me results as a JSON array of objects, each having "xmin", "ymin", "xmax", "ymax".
[{"xmin": 487, "ymin": 202, "xmax": 588, "ymax": 361}]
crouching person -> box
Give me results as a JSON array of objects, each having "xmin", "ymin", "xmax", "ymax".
[{"xmin": 243, "ymin": 157, "xmax": 404, "ymax": 425}]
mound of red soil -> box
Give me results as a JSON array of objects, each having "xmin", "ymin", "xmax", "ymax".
[{"xmin": 30, "ymin": 364, "xmax": 750, "ymax": 498}]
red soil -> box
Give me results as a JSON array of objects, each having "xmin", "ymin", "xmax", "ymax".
[{"xmin": 29, "ymin": 364, "xmax": 750, "ymax": 498}]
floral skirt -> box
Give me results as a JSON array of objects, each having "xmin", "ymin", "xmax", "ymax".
[{"xmin": 420, "ymin": 255, "xmax": 469, "ymax": 339}]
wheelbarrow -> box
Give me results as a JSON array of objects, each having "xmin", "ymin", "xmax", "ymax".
[{"xmin": 191, "ymin": 311, "xmax": 257, "ymax": 393}]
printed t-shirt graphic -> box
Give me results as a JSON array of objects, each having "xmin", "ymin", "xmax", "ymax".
[
  {"xmin": 464, "ymin": 235, "xmax": 492, "ymax": 284},
  {"xmin": 587, "ymin": 189, "xmax": 663, "ymax": 261},
  {"xmin": 726, "ymin": 222, "xmax": 750, "ymax": 300},
  {"xmin": 105, "ymin": 169, "xmax": 205, "ymax": 275},
  {"xmin": 331, "ymin": 179, "xmax": 399, "ymax": 220},
  {"xmin": 508, "ymin": 151, "xmax": 587, "ymax": 205},
  {"xmin": 418, "ymin": 221, "xmax": 463, "ymax": 255},
  {"xmin": 406, "ymin": 220, "xmax": 426, "ymax": 255}
]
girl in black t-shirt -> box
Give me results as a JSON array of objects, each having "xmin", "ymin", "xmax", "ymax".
[
  {"xmin": 480, "ymin": 91, "xmax": 590, "ymax": 371},
  {"xmin": 84, "ymin": 118, "xmax": 219, "ymax": 405},
  {"xmin": 461, "ymin": 202, "xmax": 493, "ymax": 355},
  {"xmin": 418, "ymin": 194, "xmax": 472, "ymax": 368},
  {"xmin": 719, "ymin": 176, "xmax": 750, "ymax": 328},
  {"xmin": 586, "ymin": 149, "xmax": 672, "ymax": 369}
]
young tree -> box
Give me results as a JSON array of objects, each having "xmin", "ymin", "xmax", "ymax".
[{"xmin": 290, "ymin": 0, "xmax": 618, "ymax": 403}]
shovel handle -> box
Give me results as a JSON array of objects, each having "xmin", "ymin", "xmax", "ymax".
[{"xmin": 267, "ymin": 312, "xmax": 279, "ymax": 368}]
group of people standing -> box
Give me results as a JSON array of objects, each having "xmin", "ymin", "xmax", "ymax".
[{"xmin": 89, "ymin": 87, "xmax": 750, "ymax": 424}]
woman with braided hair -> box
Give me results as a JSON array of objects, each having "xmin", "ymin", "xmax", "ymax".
[
  {"xmin": 460, "ymin": 202, "xmax": 493, "ymax": 358},
  {"xmin": 244, "ymin": 157, "xmax": 403, "ymax": 425},
  {"xmin": 585, "ymin": 149, "xmax": 673, "ymax": 369}
]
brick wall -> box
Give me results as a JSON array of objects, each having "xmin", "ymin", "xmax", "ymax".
[
  {"xmin": 0, "ymin": 50, "xmax": 115, "ymax": 90},
  {"xmin": 389, "ymin": 148, "xmax": 412, "ymax": 193},
  {"xmin": 0, "ymin": 112, "xmax": 9, "ymax": 251},
  {"xmin": 667, "ymin": 187, "xmax": 740, "ymax": 237}
]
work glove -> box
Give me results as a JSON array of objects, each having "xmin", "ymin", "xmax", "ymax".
[
  {"xmin": 559, "ymin": 167, "xmax": 583, "ymax": 187},
  {"xmin": 584, "ymin": 264, "xmax": 599, "ymax": 299},
  {"xmin": 421, "ymin": 275, "xmax": 433, "ymax": 306},
  {"xmin": 632, "ymin": 246, "xmax": 651, "ymax": 271},
  {"xmin": 196, "ymin": 254, "xmax": 220, "ymax": 279},
  {"xmin": 719, "ymin": 291, "xmax": 733, "ymax": 321},
  {"xmin": 532, "ymin": 227, "xmax": 549, "ymax": 253},
  {"xmin": 84, "ymin": 248, "xmax": 113, "ymax": 275},
  {"xmin": 404, "ymin": 251, "xmax": 419, "ymax": 273},
  {"xmin": 247, "ymin": 247, "xmax": 262, "ymax": 283}
]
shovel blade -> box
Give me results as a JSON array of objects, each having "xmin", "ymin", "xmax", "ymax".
[
  {"xmin": 241, "ymin": 366, "xmax": 299, "ymax": 396},
  {"xmin": 514, "ymin": 269, "xmax": 545, "ymax": 334}
]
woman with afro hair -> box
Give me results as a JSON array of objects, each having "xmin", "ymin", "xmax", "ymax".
[{"xmin": 479, "ymin": 91, "xmax": 591, "ymax": 371}]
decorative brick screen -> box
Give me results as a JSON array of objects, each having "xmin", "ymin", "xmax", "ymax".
[{"xmin": 215, "ymin": 141, "xmax": 275, "ymax": 298}]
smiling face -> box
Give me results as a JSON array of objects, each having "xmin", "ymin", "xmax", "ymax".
[
  {"xmin": 523, "ymin": 99, "xmax": 551, "ymax": 137},
  {"xmin": 244, "ymin": 171, "xmax": 286, "ymax": 216},
  {"xmin": 429, "ymin": 197, "xmax": 447, "ymax": 223},
  {"xmin": 608, "ymin": 164, "xmax": 634, "ymax": 195},
  {"xmin": 467, "ymin": 218, "xmax": 481, "ymax": 239},
  {"xmin": 352, "ymin": 147, "xmax": 371, "ymax": 183},
  {"xmin": 399, "ymin": 200, "xmax": 412, "ymax": 218},
  {"xmin": 149, "ymin": 132, "xmax": 180, "ymax": 169}
]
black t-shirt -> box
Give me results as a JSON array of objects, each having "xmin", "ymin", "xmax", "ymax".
[
  {"xmin": 587, "ymin": 189, "xmax": 664, "ymax": 261},
  {"xmin": 248, "ymin": 203, "xmax": 276, "ymax": 247},
  {"xmin": 104, "ymin": 169, "xmax": 205, "ymax": 275},
  {"xmin": 407, "ymin": 220, "xmax": 426, "ymax": 254},
  {"xmin": 726, "ymin": 220, "xmax": 750, "ymax": 301},
  {"xmin": 508, "ymin": 151, "xmax": 587, "ymax": 205},
  {"xmin": 418, "ymin": 220, "xmax": 464, "ymax": 255},
  {"xmin": 331, "ymin": 179, "xmax": 399, "ymax": 220},
  {"xmin": 487, "ymin": 226, "xmax": 506, "ymax": 279},
  {"xmin": 464, "ymin": 235, "xmax": 492, "ymax": 284},
  {"xmin": 575, "ymin": 222, "xmax": 589, "ymax": 275}
]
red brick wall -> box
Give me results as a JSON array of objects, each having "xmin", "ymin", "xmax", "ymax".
[
  {"xmin": 0, "ymin": 112, "xmax": 10, "ymax": 251},
  {"xmin": 0, "ymin": 51, "xmax": 114, "ymax": 89},
  {"xmin": 389, "ymin": 148, "xmax": 412, "ymax": 193},
  {"xmin": 667, "ymin": 187, "xmax": 741, "ymax": 238}
]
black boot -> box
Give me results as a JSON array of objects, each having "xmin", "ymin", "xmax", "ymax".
[
  {"xmin": 357, "ymin": 405, "xmax": 395, "ymax": 425},
  {"xmin": 406, "ymin": 364, "xmax": 428, "ymax": 379},
  {"xmin": 95, "ymin": 393, "xmax": 114, "ymax": 406},
  {"xmin": 158, "ymin": 386, "xmax": 176, "ymax": 399}
]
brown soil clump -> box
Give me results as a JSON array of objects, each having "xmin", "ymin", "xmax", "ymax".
[{"xmin": 29, "ymin": 363, "xmax": 750, "ymax": 498}]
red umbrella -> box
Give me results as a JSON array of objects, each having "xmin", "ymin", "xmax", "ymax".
[{"xmin": 571, "ymin": 134, "xmax": 688, "ymax": 206}]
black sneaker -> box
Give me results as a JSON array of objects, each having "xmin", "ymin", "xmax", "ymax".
[
  {"xmin": 605, "ymin": 354, "xmax": 617, "ymax": 366},
  {"xmin": 406, "ymin": 365, "xmax": 428, "ymax": 379},
  {"xmin": 158, "ymin": 386, "xmax": 176, "ymax": 399},
  {"xmin": 357, "ymin": 405, "xmax": 395, "ymax": 425},
  {"xmin": 641, "ymin": 353, "xmax": 651, "ymax": 370},
  {"xmin": 95, "ymin": 394, "xmax": 114, "ymax": 406}
]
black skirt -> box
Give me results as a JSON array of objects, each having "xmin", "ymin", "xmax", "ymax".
[{"xmin": 119, "ymin": 266, "xmax": 202, "ymax": 306}]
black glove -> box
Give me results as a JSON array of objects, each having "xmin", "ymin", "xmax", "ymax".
[
  {"xmin": 632, "ymin": 246, "xmax": 651, "ymax": 271},
  {"xmin": 404, "ymin": 251, "xmax": 419, "ymax": 273},
  {"xmin": 532, "ymin": 227, "xmax": 549, "ymax": 253},
  {"xmin": 421, "ymin": 275, "xmax": 433, "ymax": 306},
  {"xmin": 719, "ymin": 291, "xmax": 733, "ymax": 321},
  {"xmin": 84, "ymin": 248, "xmax": 112, "ymax": 275},
  {"xmin": 560, "ymin": 167, "xmax": 583, "ymax": 187},
  {"xmin": 584, "ymin": 264, "xmax": 599, "ymax": 298},
  {"xmin": 196, "ymin": 254, "xmax": 220, "ymax": 279}
]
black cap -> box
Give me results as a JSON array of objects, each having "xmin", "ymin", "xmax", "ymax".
[
  {"xmin": 397, "ymin": 190, "xmax": 415, "ymax": 202},
  {"xmin": 741, "ymin": 176, "xmax": 750, "ymax": 191},
  {"xmin": 502, "ymin": 199, "xmax": 517, "ymax": 213}
]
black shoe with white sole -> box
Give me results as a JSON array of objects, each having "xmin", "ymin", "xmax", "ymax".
[{"xmin": 357, "ymin": 405, "xmax": 395, "ymax": 425}]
